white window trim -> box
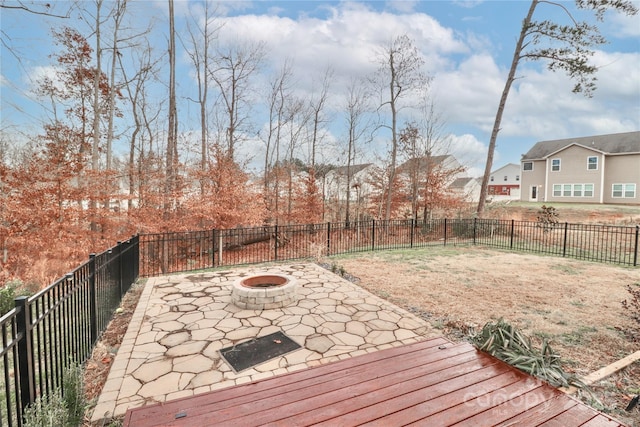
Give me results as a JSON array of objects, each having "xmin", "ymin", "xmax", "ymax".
[
  {"xmin": 587, "ymin": 156, "xmax": 598, "ymax": 171},
  {"xmin": 551, "ymin": 158, "xmax": 561, "ymax": 172},
  {"xmin": 626, "ymin": 184, "xmax": 637, "ymax": 198},
  {"xmin": 573, "ymin": 184, "xmax": 583, "ymax": 197},
  {"xmin": 552, "ymin": 183, "xmax": 595, "ymax": 198},
  {"xmin": 584, "ymin": 183, "xmax": 594, "ymax": 197},
  {"xmin": 612, "ymin": 183, "xmax": 637, "ymax": 198}
]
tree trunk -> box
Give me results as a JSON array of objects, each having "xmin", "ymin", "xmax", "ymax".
[
  {"xmin": 165, "ymin": 0, "xmax": 178, "ymax": 217},
  {"xmin": 477, "ymin": 0, "xmax": 538, "ymax": 217}
]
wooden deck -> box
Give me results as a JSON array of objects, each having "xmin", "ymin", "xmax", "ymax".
[{"xmin": 123, "ymin": 337, "xmax": 626, "ymax": 426}]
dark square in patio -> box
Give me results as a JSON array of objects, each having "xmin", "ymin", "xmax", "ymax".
[{"xmin": 219, "ymin": 331, "xmax": 301, "ymax": 372}]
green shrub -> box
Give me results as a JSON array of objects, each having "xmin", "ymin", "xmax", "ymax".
[
  {"xmin": 22, "ymin": 362, "xmax": 87, "ymax": 427},
  {"xmin": 0, "ymin": 280, "xmax": 34, "ymax": 316},
  {"xmin": 23, "ymin": 392, "xmax": 69, "ymax": 427}
]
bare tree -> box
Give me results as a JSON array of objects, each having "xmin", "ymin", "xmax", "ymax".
[
  {"xmin": 164, "ymin": 0, "xmax": 178, "ymax": 216},
  {"xmin": 117, "ymin": 42, "xmax": 161, "ymax": 211},
  {"xmin": 284, "ymin": 97, "xmax": 310, "ymax": 221},
  {"xmin": 476, "ymin": 0, "xmax": 638, "ymax": 216},
  {"xmin": 401, "ymin": 98, "xmax": 452, "ymax": 220},
  {"xmin": 181, "ymin": 2, "xmax": 221, "ymax": 195},
  {"xmin": 104, "ymin": 0, "xmax": 127, "ymax": 171},
  {"xmin": 343, "ymin": 78, "xmax": 372, "ymax": 225},
  {"xmin": 261, "ymin": 60, "xmax": 295, "ymax": 221},
  {"xmin": 210, "ymin": 40, "xmax": 266, "ymax": 160},
  {"xmin": 308, "ymin": 67, "xmax": 333, "ymax": 168},
  {"xmin": 372, "ymin": 34, "xmax": 430, "ymax": 221},
  {"xmin": 91, "ymin": 0, "xmax": 105, "ymax": 173},
  {"xmin": 0, "ymin": 1, "xmax": 72, "ymax": 17}
]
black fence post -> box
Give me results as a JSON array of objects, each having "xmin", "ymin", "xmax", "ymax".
[
  {"xmin": 634, "ymin": 225, "xmax": 639, "ymax": 267},
  {"xmin": 563, "ymin": 222, "xmax": 569, "ymax": 258},
  {"xmin": 510, "ymin": 220, "xmax": 515, "ymax": 249},
  {"xmin": 116, "ymin": 242, "xmax": 124, "ymax": 297},
  {"xmin": 274, "ymin": 224, "xmax": 278, "ymax": 261},
  {"xmin": 133, "ymin": 235, "xmax": 140, "ymax": 279},
  {"xmin": 89, "ymin": 254, "xmax": 98, "ymax": 346},
  {"xmin": 15, "ymin": 296, "xmax": 34, "ymax": 418},
  {"xmin": 211, "ymin": 228, "xmax": 216, "ymax": 267},
  {"xmin": 444, "ymin": 218, "xmax": 447, "ymax": 246},
  {"xmin": 326, "ymin": 222, "xmax": 331, "ymax": 256},
  {"xmin": 473, "ymin": 218, "xmax": 477, "ymax": 245},
  {"xmin": 410, "ymin": 218, "xmax": 415, "ymax": 248},
  {"xmin": 371, "ymin": 220, "xmax": 375, "ymax": 251}
]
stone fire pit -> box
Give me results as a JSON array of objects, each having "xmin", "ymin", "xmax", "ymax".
[{"xmin": 231, "ymin": 274, "xmax": 298, "ymax": 309}]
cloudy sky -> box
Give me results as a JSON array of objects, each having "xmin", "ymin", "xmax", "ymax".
[{"xmin": 1, "ymin": 0, "xmax": 639, "ymax": 176}]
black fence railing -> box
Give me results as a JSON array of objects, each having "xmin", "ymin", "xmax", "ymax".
[
  {"xmin": 139, "ymin": 219, "xmax": 639, "ymax": 277},
  {"xmin": 0, "ymin": 236, "xmax": 139, "ymax": 427}
]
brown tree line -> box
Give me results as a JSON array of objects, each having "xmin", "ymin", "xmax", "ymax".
[{"xmin": 4, "ymin": 0, "xmax": 631, "ymax": 286}]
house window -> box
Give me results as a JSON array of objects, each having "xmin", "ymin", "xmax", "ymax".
[
  {"xmin": 584, "ymin": 184, "xmax": 594, "ymax": 197},
  {"xmin": 587, "ymin": 156, "xmax": 598, "ymax": 170},
  {"xmin": 516, "ymin": 175, "xmax": 520, "ymax": 181},
  {"xmin": 613, "ymin": 183, "xmax": 636, "ymax": 198},
  {"xmin": 551, "ymin": 159, "xmax": 561, "ymax": 172},
  {"xmin": 554, "ymin": 183, "xmax": 594, "ymax": 198},
  {"xmin": 573, "ymin": 184, "xmax": 582, "ymax": 197},
  {"xmin": 490, "ymin": 176, "xmax": 494, "ymax": 182},
  {"xmin": 523, "ymin": 162, "xmax": 533, "ymax": 171},
  {"xmin": 626, "ymin": 184, "xmax": 636, "ymax": 198}
]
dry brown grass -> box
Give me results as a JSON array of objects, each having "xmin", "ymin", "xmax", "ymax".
[{"xmin": 332, "ymin": 246, "xmax": 640, "ymax": 425}]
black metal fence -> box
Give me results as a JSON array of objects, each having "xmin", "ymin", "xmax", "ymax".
[
  {"xmin": 1, "ymin": 218, "xmax": 638, "ymax": 425},
  {"xmin": 139, "ymin": 219, "xmax": 639, "ymax": 276},
  {"xmin": 0, "ymin": 236, "xmax": 139, "ymax": 427}
]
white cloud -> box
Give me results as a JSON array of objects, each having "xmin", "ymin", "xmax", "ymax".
[
  {"xmin": 26, "ymin": 65, "xmax": 64, "ymax": 94},
  {"xmin": 448, "ymin": 133, "xmax": 487, "ymax": 176},
  {"xmin": 431, "ymin": 53, "xmax": 504, "ymax": 131},
  {"xmin": 216, "ymin": 3, "xmax": 467, "ymax": 83},
  {"xmin": 386, "ymin": 0, "xmax": 419, "ymax": 13},
  {"xmin": 605, "ymin": 5, "xmax": 640, "ymax": 38}
]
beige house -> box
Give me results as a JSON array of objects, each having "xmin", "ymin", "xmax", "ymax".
[
  {"xmin": 449, "ymin": 177, "xmax": 481, "ymax": 203},
  {"xmin": 520, "ymin": 131, "xmax": 640, "ymax": 204}
]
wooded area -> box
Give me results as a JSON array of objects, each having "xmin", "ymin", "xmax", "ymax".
[
  {"xmin": 0, "ymin": 2, "xmax": 472, "ymax": 287},
  {"xmin": 2, "ymin": 0, "xmax": 635, "ymax": 287}
]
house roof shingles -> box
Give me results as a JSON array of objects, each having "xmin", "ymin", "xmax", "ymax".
[
  {"xmin": 521, "ymin": 131, "xmax": 640, "ymax": 160},
  {"xmin": 329, "ymin": 163, "xmax": 373, "ymax": 176},
  {"xmin": 449, "ymin": 177, "xmax": 475, "ymax": 189},
  {"xmin": 396, "ymin": 155, "xmax": 453, "ymax": 175}
]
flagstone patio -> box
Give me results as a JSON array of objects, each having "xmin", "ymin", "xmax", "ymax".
[{"xmin": 90, "ymin": 263, "xmax": 437, "ymax": 423}]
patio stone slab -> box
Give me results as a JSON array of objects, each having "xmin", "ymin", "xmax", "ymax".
[{"xmin": 90, "ymin": 263, "xmax": 436, "ymax": 424}]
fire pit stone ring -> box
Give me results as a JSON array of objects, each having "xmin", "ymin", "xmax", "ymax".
[{"xmin": 231, "ymin": 273, "xmax": 298, "ymax": 310}]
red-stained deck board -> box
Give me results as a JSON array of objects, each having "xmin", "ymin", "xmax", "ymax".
[{"xmin": 123, "ymin": 337, "xmax": 627, "ymax": 427}]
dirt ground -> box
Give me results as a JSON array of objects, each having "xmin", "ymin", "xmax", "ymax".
[
  {"xmin": 482, "ymin": 202, "xmax": 640, "ymax": 226},
  {"xmin": 334, "ymin": 247, "xmax": 640, "ymax": 426}
]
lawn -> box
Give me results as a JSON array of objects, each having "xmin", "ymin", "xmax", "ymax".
[{"xmin": 329, "ymin": 246, "xmax": 640, "ymax": 425}]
